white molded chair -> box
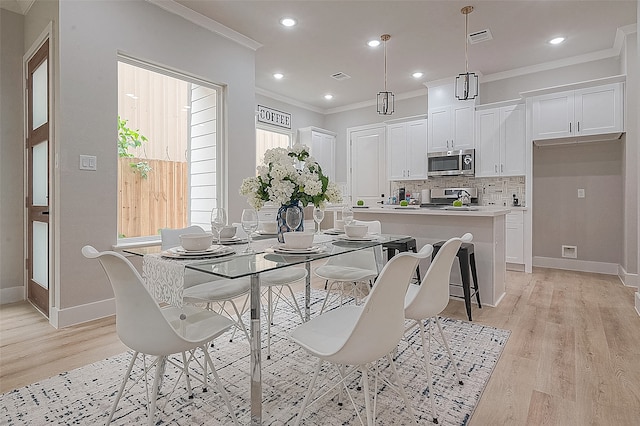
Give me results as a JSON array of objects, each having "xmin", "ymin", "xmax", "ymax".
[
  {"xmin": 290, "ymin": 244, "xmax": 433, "ymax": 425},
  {"xmin": 314, "ymin": 220, "xmax": 382, "ymax": 313},
  {"xmin": 161, "ymin": 226, "xmax": 251, "ymax": 342},
  {"xmin": 403, "ymin": 232, "xmax": 473, "ymax": 424},
  {"xmin": 82, "ymin": 246, "xmax": 238, "ymax": 426},
  {"xmin": 234, "ymin": 223, "xmax": 307, "ymax": 359}
]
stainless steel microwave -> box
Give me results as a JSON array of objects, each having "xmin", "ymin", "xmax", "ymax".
[{"xmin": 427, "ymin": 149, "xmax": 475, "ymax": 177}]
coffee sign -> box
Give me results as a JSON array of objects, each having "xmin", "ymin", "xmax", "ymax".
[{"xmin": 257, "ymin": 105, "xmax": 291, "ymax": 129}]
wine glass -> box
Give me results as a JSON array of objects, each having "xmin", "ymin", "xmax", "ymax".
[
  {"xmin": 241, "ymin": 208, "xmax": 259, "ymax": 253},
  {"xmin": 285, "ymin": 206, "xmax": 302, "ymax": 232},
  {"xmin": 210, "ymin": 207, "xmax": 227, "ymax": 244},
  {"xmin": 342, "ymin": 205, "xmax": 354, "ymax": 226},
  {"xmin": 313, "ymin": 206, "xmax": 325, "ymax": 234}
]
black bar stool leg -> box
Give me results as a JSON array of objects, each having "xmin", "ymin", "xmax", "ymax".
[
  {"xmin": 387, "ymin": 247, "xmax": 397, "ymax": 262},
  {"xmin": 458, "ymin": 255, "xmax": 473, "ymax": 321},
  {"xmin": 470, "ymin": 253, "xmax": 481, "ymax": 308},
  {"xmin": 411, "ymin": 246, "xmax": 421, "ymax": 282}
]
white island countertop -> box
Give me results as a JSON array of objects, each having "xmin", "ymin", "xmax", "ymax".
[{"xmin": 351, "ymin": 205, "xmax": 511, "ymax": 217}]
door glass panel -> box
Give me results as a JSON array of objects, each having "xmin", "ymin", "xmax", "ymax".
[
  {"xmin": 32, "ymin": 141, "xmax": 48, "ymax": 206},
  {"xmin": 32, "ymin": 221, "xmax": 49, "ymax": 289},
  {"xmin": 32, "ymin": 59, "xmax": 48, "ymax": 130}
]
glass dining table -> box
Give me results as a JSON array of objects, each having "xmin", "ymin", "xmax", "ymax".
[{"xmin": 125, "ymin": 232, "xmax": 410, "ymax": 425}]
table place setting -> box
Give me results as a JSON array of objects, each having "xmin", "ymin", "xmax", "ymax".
[{"xmin": 161, "ymin": 245, "xmax": 236, "ymax": 259}]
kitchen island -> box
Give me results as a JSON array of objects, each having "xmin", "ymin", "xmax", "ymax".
[{"xmin": 353, "ymin": 206, "xmax": 510, "ymax": 307}]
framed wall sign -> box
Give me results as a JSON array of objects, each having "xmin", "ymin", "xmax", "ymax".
[{"xmin": 257, "ymin": 105, "xmax": 291, "ymax": 129}]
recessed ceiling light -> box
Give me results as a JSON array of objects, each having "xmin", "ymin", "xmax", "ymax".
[
  {"xmin": 280, "ymin": 17, "xmax": 296, "ymax": 27},
  {"xmin": 367, "ymin": 40, "xmax": 381, "ymax": 47},
  {"xmin": 549, "ymin": 37, "xmax": 565, "ymax": 45},
  {"xmin": 412, "ymin": 72, "xmax": 424, "ymax": 79},
  {"xmin": 273, "ymin": 73, "xmax": 284, "ymax": 80},
  {"xmin": 324, "ymin": 94, "xmax": 333, "ymax": 100}
]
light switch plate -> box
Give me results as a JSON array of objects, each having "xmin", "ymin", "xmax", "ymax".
[
  {"xmin": 578, "ymin": 189, "xmax": 585, "ymax": 198},
  {"xmin": 79, "ymin": 155, "xmax": 97, "ymax": 171}
]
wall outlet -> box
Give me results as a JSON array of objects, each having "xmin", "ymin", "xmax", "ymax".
[
  {"xmin": 578, "ymin": 188, "xmax": 585, "ymax": 198},
  {"xmin": 562, "ymin": 245, "xmax": 577, "ymax": 259}
]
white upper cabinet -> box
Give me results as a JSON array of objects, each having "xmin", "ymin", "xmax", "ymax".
[
  {"xmin": 532, "ymin": 82, "xmax": 624, "ymax": 141},
  {"xmin": 388, "ymin": 119, "xmax": 427, "ymax": 180},
  {"xmin": 428, "ymin": 104, "xmax": 475, "ymax": 152},
  {"xmin": 476, "ymin": 104, "xmax": 525, "ymax": 177},
  {"xmin": 298, "ymin": 127, "xmax": 336, "ymax": 181}
]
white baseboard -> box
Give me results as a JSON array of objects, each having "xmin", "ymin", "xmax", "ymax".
[
  {"xmin": 618, "ymin": 264, "xmax": 639, "ymax": 289},
  {"xmin": 533, "ymin": 256, "xmax": 619, "ymax": 275},
  {"xmin": 49, "ymin": 298, "xmax": 116, "ymax": 329},
  {"xmin": 635, "ymin": 292, "xmax": 640, "ymax": 317},
  {"xmin": 0, "ymin": 286, "xmax": 25, "ymax": 305}
]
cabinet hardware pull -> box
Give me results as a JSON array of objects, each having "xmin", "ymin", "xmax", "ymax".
[
  {"xmin": 577, "ymin": 121, "xmax": 580, "ymax": 132},
  {"xmin": 501, "ymin": 164, "xmax": 504, "ymax": 173},
  {"xmin": 569, "ymin": 122, "xmax": 572, "ymax": 133},
  {"xmin": 495, "ymin": 165, "xmax": 498, "ymax": 173}
]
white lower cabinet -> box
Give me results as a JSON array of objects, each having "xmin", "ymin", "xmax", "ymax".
[{"xmin": 506, "ymin": 210, "xmax": 524, "ymax": 264}]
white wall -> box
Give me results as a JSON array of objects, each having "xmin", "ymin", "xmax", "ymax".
[
  {"xmin": 42, "ymin": 0, "xmax": 255, "ymax": 326},
  {"xmin": 0, "ymin": 9, "xmax": 26, "ymax": 303}
]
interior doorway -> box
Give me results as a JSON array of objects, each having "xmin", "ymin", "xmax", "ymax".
[{"xmin": 25, "ymin": 39, "xmax": 51, "ymax": 316}]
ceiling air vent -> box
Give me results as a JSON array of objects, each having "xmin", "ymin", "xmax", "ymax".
[
  {"xmin": 331, "ymin": 72, "xmax": 351, "ymax": 81},
  {"xmin": 468, "ymin": 29, "xmax": 493, "ymax": 44}
]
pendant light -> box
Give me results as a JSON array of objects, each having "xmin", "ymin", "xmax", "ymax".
[
  {"xmin": 455, "ymin": 6, "xmax": 479, "ymax": 101},
  {"xmin": 377, "ymin": 34, "xmax": 394, "ymax": 115}
]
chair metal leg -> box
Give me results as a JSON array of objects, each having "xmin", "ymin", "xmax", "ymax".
[
  {"xmin": 419, "ymin": 321, "xmax": 439, "ymax": 424},
  {"xmin": 181, "ymin": 351, "xmax": 194, "ymax": 399},
  {"xmin": 107, "ymin": 351, "xmax": 138, "ymax": 425},
  {"xmin": 386, "ymin": 353, "xmax": 417, "ymax": 423},
  {"xmin": 361, "ymin": 367, "xmax": 373, "ymax": 426},
  {"xmin": 434, "ymin": 317, "xmax": 463, "ymax": 385},
  {"xmin": 203, "ymin": 346, "xmax": 239, "ymax": 425},
  {"xmin": 295, "ymin": 359, "xmax": 324, "ymax": 426},
  {"xmin": 148, "ymin": 355, "xmax": 165, "ymax": 426}
]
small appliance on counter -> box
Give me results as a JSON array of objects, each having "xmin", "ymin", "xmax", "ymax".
[{"xmin": 420, "ymin": 187, "xmax": 478, "ymax": 207}]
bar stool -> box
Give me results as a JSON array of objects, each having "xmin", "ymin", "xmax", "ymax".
[
  {"xmin": 383, "ymin": 237, "xmax": 421, "ymax": 283},
  {"xmin": 431, "ymin": 241, "xmax": 481, "ymax": 321}
]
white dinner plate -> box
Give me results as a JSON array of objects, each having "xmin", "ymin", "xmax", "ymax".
[
  {"xmin": 163, "ymin": 246, "xmax": 235, "ymax": 259},
  {"xmin": 335, "ymin": 234, "xmax": 379, "ymax": 242},
  {"xmin": 172, "ymin": 245, "xmax": 225, "ymax": 255},
  {"xmin": 323, "ymin": 229, "xmax": 345, "ymax": 235},
  {"xmin": 255, "ymin": 230, "xmax": 278, "ymax": 236},
  {"xmin": 271, "ymin": 245, "xmax": 324, "ymax": 255},
  {"xmin": 218, "ymin": 236, "xmax": 247, "ymax": 244}
]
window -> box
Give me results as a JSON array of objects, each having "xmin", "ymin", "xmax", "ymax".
[
  {"xmin": 117, "ymin": 59, "xmax": 224, "ymax": 240},
  {"xmin": 255, "ymin": 127, "xmax": 291, "ymax": 171}
]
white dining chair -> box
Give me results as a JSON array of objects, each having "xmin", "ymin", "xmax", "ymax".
[
  {"xmin": 161, "ymin": 226, "xmax": 251, "ymax": 342},
  {"xmin": 403, "ymin": 232, "xmax": 473, "ymax": 424},
  {"xmin": 234, "ymin": 223, "xmax": 307, "ymax": 359},
  {"xmin": 290, "ymin": 246, "xmax": 432, "ymax": 425},
  {"xmin": 314, "ymin": 220, "xmax": 382, "ymax": 313},
  {"xmin": 82, "ymin": 246, "xmax": 238, "ymax": 426}
]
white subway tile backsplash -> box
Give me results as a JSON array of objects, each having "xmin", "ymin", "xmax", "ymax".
[{"xmin": 391, "ymin": 176, "xmax": 525, "ymax": 206}]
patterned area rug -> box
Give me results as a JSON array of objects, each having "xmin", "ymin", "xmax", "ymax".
[{"xmin": 1, "ymin": 290, "xmax": 509, "ymax": 425}]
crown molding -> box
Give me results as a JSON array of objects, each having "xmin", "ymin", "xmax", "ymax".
[
  {"xmin": 255, "ymin": 88, "xmax": 325, "ymax": 114},
  {"xmin": 146, "ymin": 0, "xmax": 262, "ymax": 51}
]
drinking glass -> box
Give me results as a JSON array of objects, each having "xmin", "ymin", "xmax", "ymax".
[
  {"xmin": 313, "ymin": 206, "xmax": 325, "ymax": 234},
  {"xmin": 241, "ymin": 208, "xmax": 259, "ymax": 253},
  {"xmin": 210, "ymin": 207, "xmax": 227, "ymax": 244},
  {"xmin": 285, "ymin": 206, "xmax": 303, "ymax": 231},
  {"xmin": 342, "ymin": 205, "xmax": 354, "ymax": 226}
]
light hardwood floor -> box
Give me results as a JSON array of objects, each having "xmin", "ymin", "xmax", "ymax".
[{"xmin": 1, "ymin": 267, "xmax": 639, "ymax": 424}]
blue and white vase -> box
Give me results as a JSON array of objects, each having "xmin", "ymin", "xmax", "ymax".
[{"xmin": 277, "ymin": 200, "xmax": 304, "ymax": 243}]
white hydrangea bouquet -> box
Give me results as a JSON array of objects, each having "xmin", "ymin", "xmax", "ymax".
[{"xmin": 239, "ymin": 143, "xmax": 343, "ymax": 210}]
